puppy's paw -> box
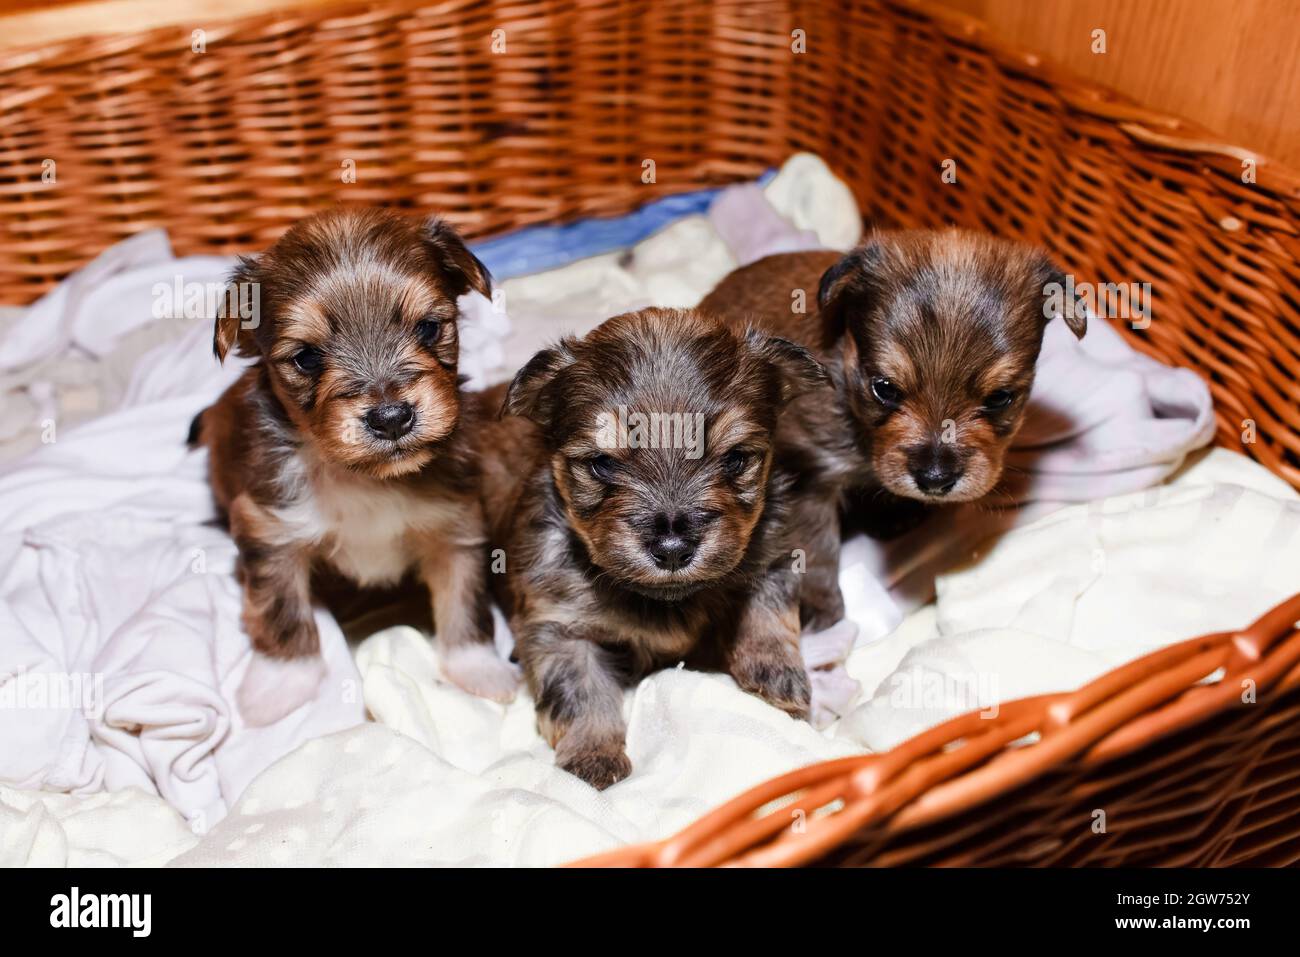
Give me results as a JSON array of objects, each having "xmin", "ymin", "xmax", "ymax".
[
  {"xmin": 241, "ymin": 603, "xmax": 319, "ymax": 660},
  {"xmin": 441, "ymin": 642, "xmax": 520, "ymax": 703},
  {"xmin": 236, "ymin": 653, "xmax": 327, "ymax": 726},
  {"xmin": 733, "ymin": 655, "xmax": 812, "ymax": 722},
  {"xmin": 557, "ymin": 742, "xmax": 632, "ymax": 790}
]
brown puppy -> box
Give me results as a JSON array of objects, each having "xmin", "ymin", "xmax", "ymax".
[
  {"xmin": 699, "ymin": 228, "xmax": 1085, "ymax": 627},
  {"xmin": 194, "ymin": 207, "xmax": 518, "ymax": 725},
  {"xmin": 479, "ymin": 307, "xmax": 829, "ymax": 789}
]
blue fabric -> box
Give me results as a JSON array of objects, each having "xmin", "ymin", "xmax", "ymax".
[{"xmin": 470, "ymin": 171, "xmax": 775, "ymax": 281}]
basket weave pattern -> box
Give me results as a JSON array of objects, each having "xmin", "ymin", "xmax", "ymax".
[
  {"xmin": 2, "ymin": 0, "xmax": 1299, "ymax": 866},
  {"xmin": 1, "ymin": 0, "xmax": 1297, "ymax": 484}
]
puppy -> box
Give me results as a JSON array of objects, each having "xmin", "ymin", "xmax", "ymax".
[
  {"xmin": 699, "ymin": 228, "xmax": 1086, "ymax": 628},
  {"xmin": 478, "ymin": 307, "xmax": 830, "ymax": 789},
  {"xmin": 193, "ymin": 207, "xmax": 518, "ymax": 725}
]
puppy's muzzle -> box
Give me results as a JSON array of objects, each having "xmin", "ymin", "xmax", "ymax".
[
  {"xmin": 907, "ymin": 443, "xmax": 963, "ymax": 497},
  {"xmin": 643, "ymin": 511, "xmax": 701, "ymax": 572},
  {"xmin": 365, "ymin": 401, "xmax": 415, "ymax": 440}
]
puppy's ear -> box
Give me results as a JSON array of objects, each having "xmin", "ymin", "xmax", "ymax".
[
  {"xmin": 213, "ymin": 256, "xmax": 262, "ymax": 363},
  {"xmin": 423, "ymin": 216, "xmax": 492, "ymax": 300},
  {"xmin": 750, "ymin": 332, "xmax": 831, "ymax": 405},
  {"xmin": 817, "ymin": 240, "xmax": 886, "ymax": 347},
  {"xmin": 1033, "ymin": 255, "xmax": 1087, "ymax": 340},
  {"xmin": 501, "ymin": 339, "xmax": 577, "ymax": 425}
]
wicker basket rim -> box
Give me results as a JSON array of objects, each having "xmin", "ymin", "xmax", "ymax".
[{"xmin": 2, "ymin": 0, "xmax": 1299, "ymax": 195}]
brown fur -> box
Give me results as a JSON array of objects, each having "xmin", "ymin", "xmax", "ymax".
[
  {"xmin": 194, "ymin": 208, "xmax": 514, "ymax": 705},
  {"xmin": 699, "ymin": 228, "xmax": 1084, "ymax": 626},
  {"xmin": 477, "ymin": 307, "xmax": 831, "ymax": 788}
]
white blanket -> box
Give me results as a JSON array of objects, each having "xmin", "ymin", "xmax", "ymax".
[
  {"xmin": 4, "ymin": 447, "xmax": 1292, "ymax": 867},
  {"xmin": 837, "ymin": 448, "xmax": 1300, "ymax": 752},
  {"xmin": 0, "ymin": 251, "xmax": 366, "ymax": 827}
]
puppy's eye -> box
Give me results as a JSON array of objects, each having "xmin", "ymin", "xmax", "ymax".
[
  {"xmin": 722, "ymin": 449, "xmax": 752, "ymax": 478},
  {"xmin": 588, "ymin": 454, "xmax": 617, "ymax": 482},
  {"xmin": 983, "ymin": 389, "xmax": 1016, "ymax": 411},
  {"xmin": 415, "ymin": 318, "xmax": 442, "ymax": 346},
  {"xmin": 292, "ymin": 346, "xmax": 324, "ymax": 375},
  {"xmin": 870, "ymin": 376, "xmax": 903, "ymax": 408}
]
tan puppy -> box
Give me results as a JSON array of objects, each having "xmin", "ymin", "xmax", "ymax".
[
  {"xmin": 699, "ymin": 228, "xmax": 1086, "ymax": 628},
  {"xmin": 193, "ymin": 208, "xmax": 518, "ymax": 724}
]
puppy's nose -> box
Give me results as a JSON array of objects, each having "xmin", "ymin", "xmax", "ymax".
[
  {"xmin": 648, "ymin": 535, "xmax": 694, "ymax": 571},
  {"xmin": 912, "ymin": 463, "xmax": 962, "ymax": 495},
  {"xmin": 364, "ymin": 401, "xmax": 415, "ymax": 440},
  {"xmin": 646, "ymin": 512, "xmax": 697, "ymax": 571},
  {"xmin": 907, "ymin": 444, "xmax": 963, "ymax": 496}
]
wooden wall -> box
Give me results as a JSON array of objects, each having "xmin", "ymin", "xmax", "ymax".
[{"xmin": 938, "ymin": 0, "xmax": 1300, "ymax": 167}]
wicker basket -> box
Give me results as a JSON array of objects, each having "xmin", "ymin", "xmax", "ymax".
[{"xmin": 2, "ymin": 0, "xmax": 1298, "ymax": 866}]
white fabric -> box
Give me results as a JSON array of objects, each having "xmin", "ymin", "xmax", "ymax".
[
  {"xmin": 4, "ymin": 448, "xmax": 1292, "ymax": 867},
  {"xmin": 179, "ymin": 632, "xmax": 869, "ymax": 866},
  {"xmin": 837, "ymin": 448, "xmax": 1300, "ymax": 751},
  {"xmin": 0, "ymin": 786, "xmax": 197, "ymax": 867},
  {"xmin": 0, "ymin": 310, "xmax": 366, "ymax": 827},
  {"xmin": 761, "ymin": 152, "xmax": 865, "ymax": 252}
]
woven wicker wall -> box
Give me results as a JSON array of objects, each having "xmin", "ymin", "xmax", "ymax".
[{"xmin": 1, "ymin": 0, "xmax": 1298, "ymax": 486}]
